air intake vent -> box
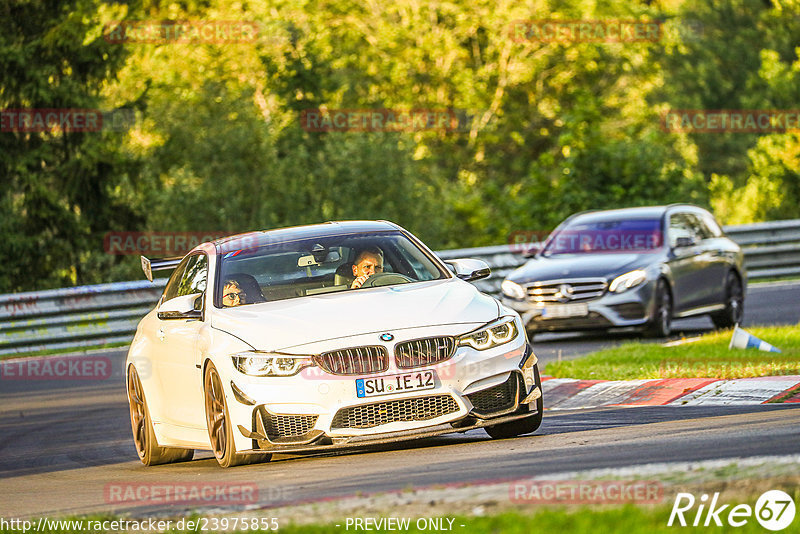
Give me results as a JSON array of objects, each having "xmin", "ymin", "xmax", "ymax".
[
  {"xmin": 466, "ymin": 375, "xmax": 518, "ymax": 415},
  {"xmin": 262, "ymin": 413, "xmax": 318, "ymax": 441},
  {"xmin": 331, "ymin": 395, "xmax": 460, "ymax": 429}
]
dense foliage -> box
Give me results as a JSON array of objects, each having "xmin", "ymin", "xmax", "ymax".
[{"xmin": 1, "ymin": 0, "xmax": 798, "ymax": 292}]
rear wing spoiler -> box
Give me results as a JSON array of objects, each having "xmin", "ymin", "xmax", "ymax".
[{"xmin": 141, "ymin": 255, "xmax": 183, "ymax": 282}]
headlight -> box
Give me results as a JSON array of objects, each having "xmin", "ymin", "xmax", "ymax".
[
  {"xmin": 231, "ymin": 351, "xmax": 313, "ymax": 377},
  {"xmin": 501, "ymin": 280, "xmax": 526, "ymax": 300},
  {"xmin": 459, "ymin": 317, "xmax": 519, "ymax": 350},
  {"xmin": 609, "ymin": 269, "xmax": 647, "ymax": 293}
]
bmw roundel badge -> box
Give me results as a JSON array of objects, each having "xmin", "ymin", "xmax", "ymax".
[{"xmin": 380, "ymin": 333, "xmax": 394, "ymax": 342}]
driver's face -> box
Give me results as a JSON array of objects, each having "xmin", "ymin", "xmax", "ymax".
[{"xmin": 352, "ymin": 253, "xmax": 384, "ymax": 278}]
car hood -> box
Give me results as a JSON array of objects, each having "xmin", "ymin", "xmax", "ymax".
[
  {"xmin": 210, "ymin": 279, "xmax": 499, "ymax": 351},
  {"xmin": 507, "ymin": 253, "xmax": 655, "ymax": 283}
]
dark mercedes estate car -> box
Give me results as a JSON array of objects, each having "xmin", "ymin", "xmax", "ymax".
[{"xmin": 501, "ymin": 205, "xmax": 746, "ymax": 337}]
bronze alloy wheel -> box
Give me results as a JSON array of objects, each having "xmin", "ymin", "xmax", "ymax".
[
  {"xmin": 126, "ymin": 365, "xmax": 194, "ymax": 466},
  {"xmin": 127, "ymin": 366, "xmax": 147, "ymax": 459},
  {"xmin": 204, "ymin": 364, "xmax": 229, "ymax": 460},
  {"xmin": 203, "ymin": 362, "xmax": 271, "ymax": 468}
]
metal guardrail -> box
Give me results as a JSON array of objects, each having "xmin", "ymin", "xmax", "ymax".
[
  {"xmin": 1, "ymin": 219, "xmax": 799, "ymax": 355},
  {"xmin": 0, "ymin": 281, "xmax": 165, "ymax": 355},
  {"xmin": 723, "ymin": 219, "xmax": 800, "ymax": 279}
]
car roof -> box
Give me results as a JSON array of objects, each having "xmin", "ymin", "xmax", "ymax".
[
  {"xmin": 568, "ymin": 206, "xmax": 668, "ymax": 223},
  {"xmin": 214, "ymin": 220, "xmax": 401, "ymax": 251},
  {"xmin": 567, "ymin": 204, "xmax": 709, "ymax": 224}
]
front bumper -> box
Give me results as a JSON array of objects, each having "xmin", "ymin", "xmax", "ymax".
[
  {"xmin": 224, "ymin": 333, "xmax": 541, "ymax": 453},
  {"xmin": 501, "ymin": 280, "xmax": 657, "ymax": 333}
]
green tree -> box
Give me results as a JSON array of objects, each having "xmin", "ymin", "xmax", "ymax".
[{"xmin": 0, "ymin": 0, "xmax": 141, "ymax": 291}]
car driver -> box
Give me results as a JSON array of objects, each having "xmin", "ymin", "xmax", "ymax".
[{"xmin": 350, "ymin": 247, "xmax": 384, "ymax": 289}]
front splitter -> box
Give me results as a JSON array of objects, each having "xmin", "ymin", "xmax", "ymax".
[{"xmin": 237, "ymin": 399, "xmax": 541, "ymax": 456}]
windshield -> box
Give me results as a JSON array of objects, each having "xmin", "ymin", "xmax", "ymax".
[
  {"xmin": 214, "ymin": 231, "xmax": 448, "ymax": 307},
  {"xmin": 541, "ymin": 218, "xmax": 663, "ymax": 256}
]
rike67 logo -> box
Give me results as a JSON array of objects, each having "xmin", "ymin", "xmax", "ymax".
[{"xmin": 668, "ymin": 490, "xmax": 796, "ymax": 531}]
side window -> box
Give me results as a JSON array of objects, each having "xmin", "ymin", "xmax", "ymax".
[
  {"xmin": 668, "ymin": 213, "xmax": 699, "ymax": 247},
  {"xmin": 177, "ymin": 254, "xmax": 208, "ymax": 301},
  {"xmin": 699, "ymin": 212, "xmax": 723, "ymax": 237},
  {"xmin": 161, "ymin": 257, "xmax": 191, "ymax": 303},
  {"xmin": 161, "ymin": 254, "xmax": 208, "ymax": 305},
  {"xmin": 686, "ymin": 213, "xmax": 712, "ymax": 240}
]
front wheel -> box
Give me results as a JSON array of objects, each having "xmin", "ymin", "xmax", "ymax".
[
  {"xmin": 127, "ymin": 365, "xmax": 194, "ymax": 466},
  {"xmin": 203, "ymin": 362, "xmax": 270, "ymax": 468},
  {"xmin": 485, "ymin": 365, "xmax": 543, "ymax": 439},
  {"xmin": 711, "ymin": 271, "xmax": 744, "ymax": 329},
  {"xmin": 645, "ymin": 279, "xmax": 672, "ymax": 338}
]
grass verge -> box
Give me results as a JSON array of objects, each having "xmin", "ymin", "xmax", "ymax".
[
  {"xmin": 4, "ymin": 473, "xmax": 799, "ymax": 533},
  {"xmin": 544, "ymin": 325, "xmax": 800, "ymax": 380},
  {"xmin": 750, "ymin": 275, "xmax": 800, "ymax": 284}
]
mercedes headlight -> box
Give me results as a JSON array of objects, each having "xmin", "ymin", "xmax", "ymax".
[
  {"xmin": 501, "ymin": 280, "xmax": 526, "ymax": 300},
  {"xmin": 459, "ymin": 317, "xmax": 519, "ymax": 350},
  {"xmin": 609, "ymin": 269, "xmax": 647, "ymax": 293},
  {"xmin": 232, "ymin": 351, "xmax": 314, "ymax": 377}
]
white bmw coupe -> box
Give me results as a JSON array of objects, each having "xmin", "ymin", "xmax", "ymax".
[{"xmin": 126, "ymin": 221, "xmax": 542, "ymax": 467}]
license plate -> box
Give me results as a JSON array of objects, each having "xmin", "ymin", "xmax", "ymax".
[
  {"xmin": 356, "ymin": 370, "xmax": 436, "ymax": 398},
  {"xmin": 541, "ymin": 303, "xmax": 589, "ymax": 318}
]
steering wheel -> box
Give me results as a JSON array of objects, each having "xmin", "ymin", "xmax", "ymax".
[{"xmin": 360, "ymin": 272, "xmax": 414, "ymax": 288}]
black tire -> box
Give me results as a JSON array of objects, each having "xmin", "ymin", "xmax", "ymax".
[
  {"xmin": 645, "ymin": 279, "xmax": 672, "ymax": 338},
  {"xmin": 127, "ymin": 365, "xmax": 194, "ymax": 466},
  {"xmin": 203, "ymin": 362, "xmax": 270, "ymax": 468},
  {"xmin": 711, "ymin": 271, "xmax": 744, "ymax": 329},
  {"xmin": 485, "ymin": 365, "xmax": 543, "ymax": 439}
]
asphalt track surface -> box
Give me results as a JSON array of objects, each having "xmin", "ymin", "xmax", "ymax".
[{"xmin": 1, "ymin": 282, "xmax": 798, "ymax": 520}]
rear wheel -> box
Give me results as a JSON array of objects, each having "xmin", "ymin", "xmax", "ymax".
[
  {"xmin": 485, "ymin": 365, "xmax": 543, "ymax": 439},
  {"xmin": 711, "ymin": 272, "xmax": 744, "ymax": 329},
  {"xmin": 645, "ymin": 279, "xmax": 672, "ymax": 338},
  {"xmin": 203, "ymin": 362, "xmax": 270, "ymax": 468},
  {"xmin": 127, "ymin": 365, "xmax": 194, "ymax": 466}
]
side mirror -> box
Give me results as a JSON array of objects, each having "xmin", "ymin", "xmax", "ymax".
[
  {"xmin": 674, "ymin": 236, "xmax": 697, "ymax": 248},
  {"xmin": 522, "ymin": 245, "xmax": 541, "ymax": 258},
  {"xmin": 158, "ymin": 293, "xmax": 203, "ymax": 320},
  {"xmin": 444, "ymin": 258, "xmax": 491, "ymax": 282}
]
